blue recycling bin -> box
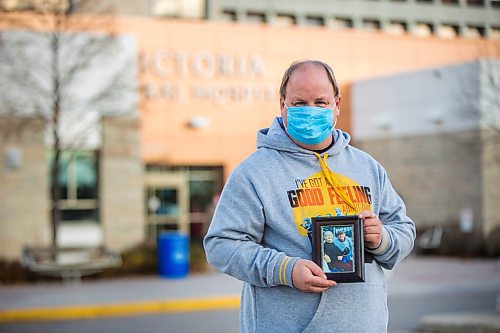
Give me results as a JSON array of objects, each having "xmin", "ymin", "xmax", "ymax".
[{"xmin": 157, "ymin": 232, "xmax": 189, "ymax": 278}]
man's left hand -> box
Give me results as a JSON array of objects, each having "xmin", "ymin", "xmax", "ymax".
[{"xmin": 358, "ymin": 211, "xmax": 382, "ymax": 250}]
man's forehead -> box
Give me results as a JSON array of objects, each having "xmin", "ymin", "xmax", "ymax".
[{"xmin": 289, "ymin": 62, "xmax": 327, "ymax": 79}]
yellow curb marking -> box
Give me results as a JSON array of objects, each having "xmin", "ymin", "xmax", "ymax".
[{"xmin": 0, "ymin": 296, "xmax": 240, "ymax": 323}]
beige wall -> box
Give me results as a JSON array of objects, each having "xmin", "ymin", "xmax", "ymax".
[
  {"xmin": 481, "ymin": 128, "xmax": 500, "ymax": 236},
  {"xmin": 355, "ymin": 131, "xmax": 483, "ymax": 230},
  {"xmin": 100, "ymin": 116, "xmax": 145, "ymax": 252},
  {"xmin": 0, "ymin": 117, "xmax": 50, "ymax": 260}
]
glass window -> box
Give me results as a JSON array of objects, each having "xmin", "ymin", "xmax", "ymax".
[
  {"xmin": 50, "ymin": 150, "xmax": 99, "ymax": 223},
  {"xmin": 437, "ymin": 24, "xmax": 459, "ymax": 38},
  {"xmin": 332, "ymin": 17, "xmax": 353, "ymax": 29},
  {"xmin": 306, "ymin": 16, "xmax": 325, "ymax": 27},
  {"xmin": 152, "ymin": 0, "xmax": 205, "ymax": 18},
  {"xmin": 413, "ymin": 22, "xmax": 433, "ymax": 36},
  {"xmin": 390, "ymin": 20, "xmax": 408, "ymax": 33},
  {"xmin": 246, "ymin": 11, "xmax": 266, "ymax": 24},
  {"xmin": 61, "ymin": 209, "xmax": 99, "ymax": 221},
  {"xmin": 464, "ymin": 25, "xmax": 486, "ymax": 38},
  {"xmin": 362, "ymin": 19, "xmax": 381, "ymax": 31},
  {"xmin": 467, "ymin": 0, "xmax": 484, "ymax": 6},
  {"xmin": 490, "ymin": 27, "xmax": 500, "ymax": 39},
  {"xmin": 221, "ymin": 9, "xmax": 237, "ymax": 21},
  {"xmin": 151, "ymin": 188, "xmax": 180, "ymax": 216},
  {"xmin": 275, "ymin": 13, "xmax": 296, "ymax": 26}
]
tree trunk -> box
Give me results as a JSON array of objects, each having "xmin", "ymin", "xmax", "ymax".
[{"xmin": 50, "ymin": 15, "xmax": 62, "ymax": 250}]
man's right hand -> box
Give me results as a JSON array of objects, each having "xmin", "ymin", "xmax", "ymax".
[{"xmin": 291, "ymin": 259, "xmax": 337, "ymax": 293}]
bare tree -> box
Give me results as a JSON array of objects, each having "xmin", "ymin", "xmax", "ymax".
[{"xmin": 0, "ymin": 0, "xmax": 136, "ymax": 249}]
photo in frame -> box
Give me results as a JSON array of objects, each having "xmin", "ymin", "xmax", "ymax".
[{"xmin": 312, "ymin": 216, "xmax": 365, "ymax": 283}]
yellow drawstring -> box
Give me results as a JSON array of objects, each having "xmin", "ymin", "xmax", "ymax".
[{"xmin": 313, "ymin": 152, "xmax": 357, "ymax": 212}]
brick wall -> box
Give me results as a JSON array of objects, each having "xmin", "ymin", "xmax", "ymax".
[
  {"xmin": 0, "ymin": 117, "xmax": 50, "ymax": 260},
  {"xmin": 100, "ymin": 116, "xmax": 144, "ymax": 252}
]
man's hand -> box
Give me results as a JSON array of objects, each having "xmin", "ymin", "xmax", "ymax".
[
  {"xmin": 358, "ymin": 211, "xmax": 383, "ymax": 250},
  {"xmin": 292, "ymin": 259, "xmax": 337, "ymax": 293},
  {"xmin": 324, "ymin": 254, "xmax": 331, "ymax": 263}
]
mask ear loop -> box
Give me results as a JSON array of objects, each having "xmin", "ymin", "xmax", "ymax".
[{"xmin": 313, "ymin": 152, "xmax": 357, "ymax": 212}]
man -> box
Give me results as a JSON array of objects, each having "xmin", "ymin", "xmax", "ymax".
[
  {"xmin": 324, "ymin": 230, "xmax": 353, "ymax": 272},
  {"xmin": 204, "ymin": 60, "xmax": 415, "ymax": 333}
]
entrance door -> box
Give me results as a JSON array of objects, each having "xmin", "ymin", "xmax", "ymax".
[
  {"xmin": 144, "ymin": 171, "xmax": 190, "ymax": 244},
  {"xmin": 144, "ymin": 166, "xmax": 224, "ymax": 244}
]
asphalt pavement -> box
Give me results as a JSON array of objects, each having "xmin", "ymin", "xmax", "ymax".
[{"xmin": 0, "ymin": 256, "xmax": 499, "ymax": 332}]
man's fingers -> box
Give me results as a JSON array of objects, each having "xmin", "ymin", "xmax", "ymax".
[
  {"xmin": 304, "ymin": 260, "xmax": 328, "ymax": 279},
  {"xmin": 364, "ymin": 226, "xmax": 380, "ymax": 234},
  {"xmin": 358, "ymin": 211, "xmax": 376, "ymax": 219},
  {"xmin": 292, "ymin": 259, "xmax": 337, "ymax": 293},
  {"xmin": 363, "ymin": 218, "xmax": 379, "ymax": 227},
  {"xmin": 365, "ymin": 234, "xmax": 380, "ymax": 242},
  {"xmin": 307, "ymin": 276, "xmax": 337, "ymax": 289},
  {"xmin": 307, "ymin": 285, "xmax": 334, "ymax": 293}
]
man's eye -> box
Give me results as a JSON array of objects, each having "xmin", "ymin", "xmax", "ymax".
[{"xmin": 316, "ymin": 101, "xmax": 327, "ymax": 107}]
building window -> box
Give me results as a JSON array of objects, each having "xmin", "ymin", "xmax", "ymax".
[
  {"xmin": 441, "ymin": 0, "xmax": 459, "ymax": 4},
  {"xmin": 492, "ymin": 1, "xmax": 500, "ymax": 8},
  {"xmin": 490, "ymin": 26, "xmax": 500, "ymax": 39},
  {"xmin": 305, "ymin": 15, "xmax": 325, "ymax": 27},
  {"xmin": 332, "ymin": 17, "xmax": 353, "ymax": 29},
  {"xmin": 466, "ymin": 0, "xmax": 485, "ymax": 6},
  {"xmin": 464, "ymin": 25, "xmax": 486, "ymax": 38},
  {"xmin": 437, "ymin": 24, "xmax": 459, "ymax": 38},
  {"xmin": 151, "ymin": 0, "xmax": 205, "ymax": 18},
  {"xmin": 362, "ymin": 19, "xmax": 381, "ymax": 31},
  {"xmin": 52, "ymin": 150, "xmax": 99, "ymax": 223},
  {"xmin": 385, "ymin": 22, "xmax": 406, "ymax": 35},
  {"xmin": 221, "ymin": 9, "xmax": 237, "ymax": 21},
  {"xmin": 275, "ymin": 13, "xmax": 296, "ymax": 26},
  {"xmin": 246, "ymin": 11, "xmax": 267, "ymax": 24},
  {"xmin": 413, "ymin": 22, "xmax": 433, "ymax": 36}
]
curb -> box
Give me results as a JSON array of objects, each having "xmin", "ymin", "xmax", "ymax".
[
  {"xmin": 419, "ymin": 312, "xmax": 500, "ymax": 333},
  {"xmin": 0, "ymin": 295, "xmax": 240, "ymax": 323}
]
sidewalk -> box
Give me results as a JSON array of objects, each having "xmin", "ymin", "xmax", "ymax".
[{"xmin": 0, "ymin": 271, "xmax": 243, "ymax": 323}]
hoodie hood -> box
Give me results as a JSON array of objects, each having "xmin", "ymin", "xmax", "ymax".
[{"xmin": 256, "ymin": 117, "xmax": 351, "ymax": 156}]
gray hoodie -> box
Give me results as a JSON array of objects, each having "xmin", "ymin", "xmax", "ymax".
[{"xmin": 204, "ymin": 117, "xmax": 416, "ymax": 333}]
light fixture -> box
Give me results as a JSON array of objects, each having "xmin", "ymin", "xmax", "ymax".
[
  {"xmin": 186, "ymin": 116, "xmax": 210, "ymax": 129},
  {"xmin": 5, "ymin": 147, "xmax": 22, "ymax": 170}
]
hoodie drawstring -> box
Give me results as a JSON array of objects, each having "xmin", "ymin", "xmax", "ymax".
[{"xmin": 313, "ymin": 152, "xmax": 357, "ymax": 212}]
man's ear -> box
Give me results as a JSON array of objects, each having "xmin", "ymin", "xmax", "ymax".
[
  {"xmin": 280, "ymin": 98, "xmax": 286, "ymax": 117},
  {"xmin": 334, "ymin": 95, "xmax": 342, "ymax": 117}
]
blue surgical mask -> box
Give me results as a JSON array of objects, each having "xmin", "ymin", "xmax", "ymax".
[{"xmin": 285, "ymin": 105, "xmax": 333, "ymax": 145}]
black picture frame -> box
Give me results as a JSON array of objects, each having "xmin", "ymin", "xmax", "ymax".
[{"xmin": 312, "ymin": 216, "xmax": 365, "ymax": 283}]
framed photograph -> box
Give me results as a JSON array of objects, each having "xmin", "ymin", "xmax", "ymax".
[{"xmin": 312, "ymin": 216, "xmax": 365, "ymax": 283}]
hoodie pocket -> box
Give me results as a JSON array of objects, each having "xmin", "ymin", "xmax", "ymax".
[{"xmin": 301, "ymin": 262, "xmax": 388, "ymax": 333}]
